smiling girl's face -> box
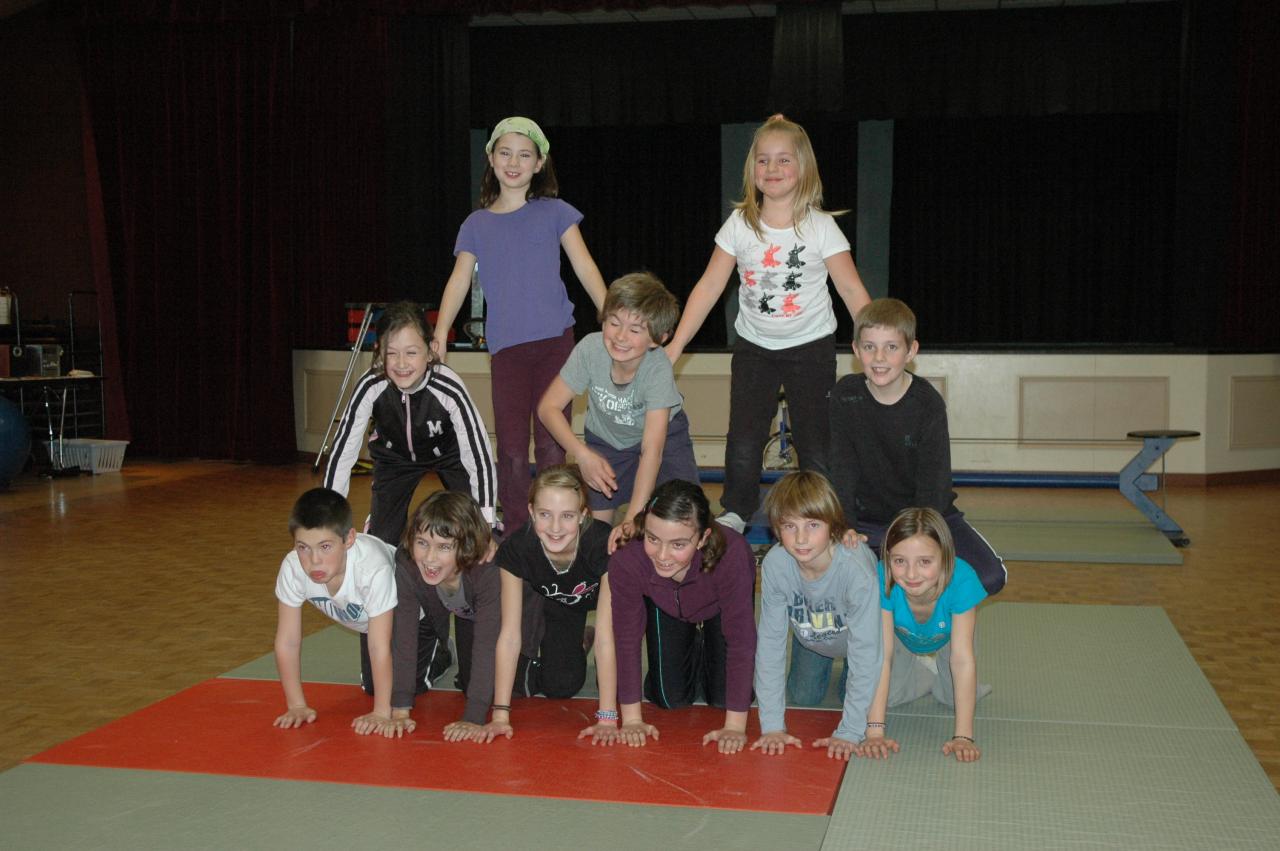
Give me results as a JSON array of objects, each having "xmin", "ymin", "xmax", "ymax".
[
  {"xmin": 643, "ymin": 515, "xmax": 710, "ymax": 584},
  {"xmin": 887, "ymin": 533, "xmax": 944, "ymax": 602},
  {"xmin": 530, "ymin": 486, "xmax": 588, "ymax": 562}
]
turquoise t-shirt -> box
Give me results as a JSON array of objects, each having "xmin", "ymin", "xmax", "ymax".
[{"xmin": 877, "ymin": 557, "xmax": 986, "ymax": 654}]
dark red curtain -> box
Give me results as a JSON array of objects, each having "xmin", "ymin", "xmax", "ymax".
[
  {"xmin": 80, "ymin": 15, "xmax": 389, "ymax": 461},
  {"xmin": 1225, "ymin": 0, "xmax": 1280, "ymax": 347}
]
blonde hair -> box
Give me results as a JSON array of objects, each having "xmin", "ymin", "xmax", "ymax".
[
  {"xmin": 882, "ymin": 507, "xmax": 956, "ymax": 596},
  {"xmin": 528, "ymin": 464, "xmax": 591, "ymax": 517},
  {"xmin": 402, "ymin": 491, "xmax": 492, "ymax": 572},
  {"xmin": 735, "ymin": 114, "xmax": 843, "ymax": 241},
  {"xmin": 763, "ymin": 470, "xmax": 848, "ymax": 541},
  {"xmin": 600, "ymin": 271, "xmax": 680, "ymax": 344},
  {"xmin": 856, "ymin": 298, "xmax": 918, "ymax": 347}
]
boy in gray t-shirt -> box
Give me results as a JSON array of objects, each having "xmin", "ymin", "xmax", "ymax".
[
  {"xmin": 751, "ymin": 471, "xmax": 883, "ymax": 760},
  {"xmin": 537, "ymin": 272, "xmax": 699, "ymax": 545}
]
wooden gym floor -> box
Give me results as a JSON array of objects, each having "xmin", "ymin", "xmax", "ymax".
[{"xmin": 0, "ymin": 460, "xmax": 1276, "ymax": 792}]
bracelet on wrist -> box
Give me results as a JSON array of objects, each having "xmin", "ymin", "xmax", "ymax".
[
  {"xmin": 865, "ymin": 721, "xmax": 886, "ymax": 728},
  {"xmin": 595, "ymin": 709, "xmax": 619, "ymax": 722},
  {"xmin": 952, "ymin": 734, "xmax": 975, "ymax": 743},
  {"xmin": 491, "ymin": 704, "xmax": 511, "ymax": 714}
]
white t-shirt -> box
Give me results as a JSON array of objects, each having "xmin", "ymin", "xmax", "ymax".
[
  {"xmin": 274, "ymin": 533, "xmax": 398, "ymax": 634},
  {"xmin": 714, "ymin": 208, "xmax": 852, "ymax": 349}
]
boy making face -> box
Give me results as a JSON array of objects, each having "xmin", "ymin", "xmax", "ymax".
[{"xmin": 273, "ymin": 488, "xmax": 407, "ymax": 738}]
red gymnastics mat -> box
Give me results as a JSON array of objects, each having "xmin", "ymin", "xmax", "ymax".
[{"xmin": 31, "ymin": 678, "xmax": 850, "ymax": 815}]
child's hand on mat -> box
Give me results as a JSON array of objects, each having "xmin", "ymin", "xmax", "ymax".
[
  {"xmin": 859, "ymin": 734, "xmax": 900, "ymax": 760},
  {"xmin": 442, "ymin": 720, "xmax": 484, "ymax": 742},
  {"xmin": 578, "ymin": 721, "xmax": 621, "ymax": 746},
  {"xmin": 750, "ymin": 731, "xmax": 802, "ymax": 755},
  {"xmin": 351, "ymin": 711, "xmax": 392, "ymax": 736},
  {"xmin": 577, "ymin": 450, "xmax": 617, "ymax": 497},
  {"xmin": 618, "ymin": 720, "xmax": 659, "ymax": 747},
  {"xmin": 273, "ymin": 706, "xmax": 317, "ymax": 729},
  {"xmin": 813, "ymin": 736, "xmax": 859, "ymax": 761},
  {"xmin": 476, "ymin": 720, "xmax": 514, "ymax": 743},
  {"xmin": 378, "ymin": 713, "xmax": 416, "ymax": 738},
  {"xmin": 703, "ymin": 727, "xmax": 748, "ymax": 754},
  {"xmin": 942, "ymin": 736, "xmax": 981, "ymax": 763},
  {"xmin": 840, "ymin": 528, "xmax": 868, "ymax": 549}
]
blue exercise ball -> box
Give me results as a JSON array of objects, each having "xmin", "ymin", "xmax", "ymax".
[{"xmin": 0, "ymin": 395, "xmax": 30, "ymax": 489}]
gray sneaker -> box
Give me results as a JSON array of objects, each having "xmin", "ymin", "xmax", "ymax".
[{"xmin": 715, "ymin": 511, "xmax": 746, "ymax": 533}]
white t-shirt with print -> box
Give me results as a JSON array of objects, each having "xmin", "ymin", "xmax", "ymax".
[
  {"xmin": 715, "ymin": 208, "xmax": 852, "ymax": 349},
  {"xmin": 274, "ymin": 533, "xmax": 398, "ymax": 634}
]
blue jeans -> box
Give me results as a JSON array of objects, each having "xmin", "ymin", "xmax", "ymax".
[{"xmin": 785, "ymin": 634, "xmax": 846, "ymax": 706}]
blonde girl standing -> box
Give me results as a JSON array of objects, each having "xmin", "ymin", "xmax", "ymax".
[
  {"xmin": 665, "ymin": 115, "xmax": 871, "ymax": 532},
  {"xmin": 433, "ymin": 117, "xmax": 607, "ymax": 534}
]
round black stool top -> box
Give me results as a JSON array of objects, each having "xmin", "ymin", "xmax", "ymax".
[{"xmin": 1126, "ymin": 429, "xmax": 1201, "ymax": 440}]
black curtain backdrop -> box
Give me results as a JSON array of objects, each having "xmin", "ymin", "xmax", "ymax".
[
  {"xmin": 548, "ymin": 124, "xmax": 724, "ymax": 345},
  {"xmin": 81, "ymin": 14, "xmax": 390, "ymax": 460},
  {"xmin": 843, "ymin": 6, "xmax": 1180, "ymax": 119},
  {"xmin": 64, "ymin": 0, "xmax": 1275, "ymax": 461},
  {"xmin": 889, "ymin": 113, "xmax": 1178, "ymax": 347},
  {"xmin": 469, "ymin": 18, "xmax": 772, "ymax": 128},
  {"xmin": 386, "ymin": 15, "xmax": 471, "ymax": 305},
  {"xmin": 1225, "ymin": 0, "xmax": 1280, "ymax": 348}
]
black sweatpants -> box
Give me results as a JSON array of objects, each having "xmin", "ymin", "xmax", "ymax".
[
  {"xmin": 514, "ymin": 594, "xmax": 591, "ymax": 700},
  {"xmin": 360, "ymin": 615, "xmax": 451, "ymax": 697},
  {"xmin": 642, "ymin": 599, "xmax": 728, "ymax": 710},
  {"xmin": 368, "ymin": 459, "xmax": 479, "ymax": 547}
]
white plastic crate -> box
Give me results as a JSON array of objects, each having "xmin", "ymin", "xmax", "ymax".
[{"xmin": 45, "ymin": 438, "xmax": 130, "ymax": 473}]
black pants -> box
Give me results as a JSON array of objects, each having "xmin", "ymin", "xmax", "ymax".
[
  {"xmin": 642, "ymin": 599, "xmax": 727, "ymax": 710},
  {"xmin": 368, "ymin": 459, "xmax": 478, "ymax": 547},
  {"xmin": 721, "ymin": 335, "xmax": 836, "ymax": 519},
  {"xmin": 359, "ymin": 616, "xmax": 451, "ymax": 696},
  {"xmin": 514, "ymin": 595, "xmax": 591, "ymax": 700}
]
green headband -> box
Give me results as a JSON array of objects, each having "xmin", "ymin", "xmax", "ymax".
[{"xmin": 485, "ymin": 116, "xmax": 550, "ymax": 158}]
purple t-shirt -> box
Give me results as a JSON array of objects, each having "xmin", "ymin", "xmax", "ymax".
[{"xmin": 454, "ymin": 198, "xmax": 583, "ymax": 354}]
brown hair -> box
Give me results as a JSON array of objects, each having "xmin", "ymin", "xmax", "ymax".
[
  {"xmin": 289, "ymin": 487, "xmax": 353, "ymax": 538},
  {"xmin": 855, "ymin": 298, "xmax": 918, "ymax": 347},
  {"xmin": 634, "ymin": 479, "xmax": 726, "ymax": 573},
  {"xmin": 373, "ymin": 301, "xmax": 439, "ymax": 377},
  {"xmin": 882, "ymin": 507, "xmax": 956, "ymax": 596},
  {"xmin": 478, "ymin": 138, "xmax": 560, "ymax": 209},
  {"xmin": 600, "ymin": 271, "xmax": 681, "ymax": 344},
  {"xmin": 763, "ymin": 470, "xmax": 848, "ymax": 542},
  {"xmin": 402, "ymin": 491, "xmax": 492, "ymax": 572}
]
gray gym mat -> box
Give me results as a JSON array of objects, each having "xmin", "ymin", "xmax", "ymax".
[
  {"xmin": 822, "ymin": 715, "xmax": 1280, "ymax": 850},
  {"xmin": 0, "ymin": 763, "xmax": 828, "ymax": 850},
  {"xmin": 968, "ymin": 517, "xmax": 1182, "ymax": 565},
  {"xmin": 922, "ymin": 602, "xmax": 1233, "ymax": 728},
  {"xmin": 821, "ymin": 603, "xmax": 1280, "ymax": 850}
]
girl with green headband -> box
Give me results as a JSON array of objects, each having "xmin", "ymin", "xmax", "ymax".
[{"xmin": 433, "ymin": 117, "xmax": 608, "ymax": 536}]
